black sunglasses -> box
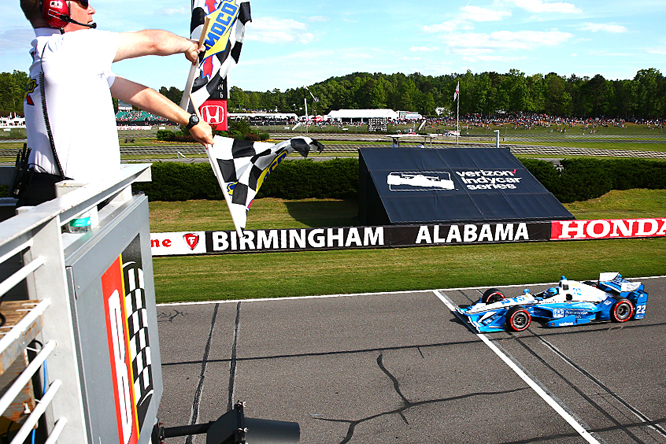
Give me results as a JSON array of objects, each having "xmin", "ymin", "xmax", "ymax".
[{"xmin": 70, "ymin": 0, "xmax": 89, "ymax": 8}]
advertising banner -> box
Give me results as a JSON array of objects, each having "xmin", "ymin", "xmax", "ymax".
[
  {"xmin": 151, "ymin": 231, "xmax": 207, "ymax": 256},
  {"xmin": 151, "ymin": 221, "xmax": 552, "ymax": 256},
  {"xmin": 551, "ymin": 218, "xmax": 666, "ymax": 240},
  {"xmin": 151, "ymin": 218, "xmax": 666, "ymax": 256},
  {"xmin": 359, "ymin": 147, "xmax": 574, "ymax": 225}
]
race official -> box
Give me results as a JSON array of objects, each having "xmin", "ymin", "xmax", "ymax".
[{"xmin": 18, "ymin": 0, "xmax": 214, "ymax": 206}]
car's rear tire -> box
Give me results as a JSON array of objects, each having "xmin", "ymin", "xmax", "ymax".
[
  {"xmin": 506, "ymin": 306, "xmax": 531, "ymax": 332},
  {"xmin": 611, "ymin": 298, "xmax": 634, "ymax": 323},
  {"xmin": 482, "ymin": 288, "xmax": 505, "ymax": 304}
]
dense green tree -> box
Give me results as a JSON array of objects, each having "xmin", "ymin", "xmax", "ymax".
[
  {"xmin": 0, "ymin": 70, "xmax": 29, "ymax": 115},
  {"xmin": 158, "ymin": 86, "xmax": 183, "ymax": 106},
  {"xmin": 544, "ymin": 73, "xmax": 571, "ymax": 116},
  {"xmin": 3, "ymin": 68, "xmax": 665, "ymax": 119},
  {"xmin": 634, "ymin": 68, "xmax": 664, "ymax": 118}
]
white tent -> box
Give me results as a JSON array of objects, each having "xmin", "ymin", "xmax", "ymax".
[
  {"xmin": 326, "ymin": 109, "xmax": 399, "ymax": 122},
  {"xmin": 230, "ymin": 112, "xmax": 298, "ymax": 120}
]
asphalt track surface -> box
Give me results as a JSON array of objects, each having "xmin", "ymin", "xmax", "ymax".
[{"xmin": 156, "ymin": 276, "xmax": 666, "ymax": 444}]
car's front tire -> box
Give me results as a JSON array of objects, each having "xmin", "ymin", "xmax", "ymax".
[
  {"xmin": 506, "ymin": 306, "xmax": 531, "ymax": 332},
  {"xmin": 482, "ymin": 288, "xmax": 505, "ymax": 304}
]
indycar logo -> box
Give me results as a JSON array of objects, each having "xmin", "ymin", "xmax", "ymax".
[
  {"xmin": 183, "ymin": 233, "xmax": 200, "ymax": 250},
  {"xmin": 387, "ymin": 171, "xmax": 455, "ymax": 191}
]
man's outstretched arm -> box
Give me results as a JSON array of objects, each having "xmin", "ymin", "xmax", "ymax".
[
  {"xmin": 111, "ymin": 76, "xmax": 214, "ymax": 147},
  {"xmin": 114, "ymin": 30, "xmax": 200, "ymax": 64}
]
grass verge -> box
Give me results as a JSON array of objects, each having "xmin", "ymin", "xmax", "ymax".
[{"xmin": 150, "ymin": 189, "xmax": 666, "ymax": 303}]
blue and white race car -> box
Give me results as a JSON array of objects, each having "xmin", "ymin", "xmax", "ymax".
[{"xmin": 457, "ymin": 273, "xmax": 648, "ymax": 333}]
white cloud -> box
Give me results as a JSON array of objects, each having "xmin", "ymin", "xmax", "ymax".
[
  {"xmin": 423, "ymin": 5, "xmax": 511, "ymax": 34},
  {"xmin": 646, "ymin": 47, "xmax": 666, "ymax": 55},
  {"xmin": 308, "ymin": 16, "xmax": 329, "ymax": 23},
  {"xmin": 0, "ymin": 28, "xmax": 34, "ymax": 55},
  {"xmin": 512, "ymin": 0, "xmax": 582, "ymax": 14},
  {"xmin": 410, "ymin": 46, "xmax": 440, "ymax": 52},
  {"xmin": 460, "ymin": 5, "xmax": 512, "ymax": 22},
  {"xmin": 245, "ymin": 17, "xmax": 315, "ymax": 44},
  {"xmin": 443, "ymin": 30, "xmax": 573, "ymax": 54},
  {"xmin": 579, "ymin": 22, "xmax": 628, "ymax": 33},
  {"xmin": 423, "ymin": 19, "xmax": 463, "ymax": 34},
  {"xmin": 159, "ymin": 7, "xmax": 188, "ymax": 16},
  {"xmin": 463, "ymin": 54, "xmax": 527, "ymax": 63}
]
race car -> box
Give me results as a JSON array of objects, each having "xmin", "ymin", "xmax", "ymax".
[{"xmin": 457, "ymin": 273, "xmax": 648, "ymax": 333}]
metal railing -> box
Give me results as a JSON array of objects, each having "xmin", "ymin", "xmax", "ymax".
[{"xmin": 0, "ymin": 164, "xmax": 151, "ymax": 443}]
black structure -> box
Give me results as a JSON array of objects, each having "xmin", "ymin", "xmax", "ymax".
[
  {"xmin": 155, "ymin": 402, "xmax": 299, "ymax": 444},
  {"xmin": 358, "ymin": 147, "xmax": 574, "ymax": 226}
]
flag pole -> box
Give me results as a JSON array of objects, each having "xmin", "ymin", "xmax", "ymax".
[
  {"xmin": 456, "ymin": 81, "xmax": 460, "ymax": 146},
  {"xmin": 180, "ymin": 16, "xmax": 212, "ymax": 110}
]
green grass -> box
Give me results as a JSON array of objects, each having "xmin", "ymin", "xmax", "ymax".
[
  {"xmin": 149, "ymin": 198, "xmax": 358, "ymax": 232},
  {"xmin": 150, "ymin": 189, "xmax": 666, "ymax": 303},
  {"xmin": 153, "ymin": 238, "xmax": 666, "ymax": 303}
]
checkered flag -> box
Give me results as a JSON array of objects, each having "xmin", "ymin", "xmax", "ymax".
[
  {"xmin": 123, "ymin": 260, "xmax": 153, "ymax": 427},
  {"xmin": 185, "ymin": 0, "xmax": 251, "ymax": 112},
  {"xmin": 207, "ymin": 136, "xmax": 324, "ymax": 236}
]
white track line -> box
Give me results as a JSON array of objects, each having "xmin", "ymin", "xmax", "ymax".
[
  {"xmin": 157, "ymin": 275, "xmax": 665, "ymax": 307},
  {"xmin": 434, "ymin": 290, "xmax": 601, "ymax": 444}
]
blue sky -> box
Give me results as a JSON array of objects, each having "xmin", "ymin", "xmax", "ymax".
[{"xmin": 2, "ymin": 0, "xmax": 665, "ymax": 93}]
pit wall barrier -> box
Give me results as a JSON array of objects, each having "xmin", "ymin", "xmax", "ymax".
[{"xmin": 150, "ymin": 218, "xmax": 666, "ymax": 256}]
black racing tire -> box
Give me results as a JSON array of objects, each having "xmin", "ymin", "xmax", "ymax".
[
  {"xmin": 482, "ymin": 288, "xmax": 506, "ymax": 304},
  {"xmin": 506, "ymin": 306, "xmax": 531, "ymax": 332},
  {"xmin": 610, "ymin": 298, "xmax": 634, "ymax": 323}
]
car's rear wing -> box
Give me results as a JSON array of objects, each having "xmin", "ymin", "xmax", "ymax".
[{"xmin": 598, "ymin": 272, "xmax": 642, "ymax": 293}]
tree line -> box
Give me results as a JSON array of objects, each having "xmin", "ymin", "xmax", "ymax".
[
  {"xmin": 228, "ymin": 68, "xmax": 666, "ymax": 120},
  {"xmin": 2, "ymin": 68, "xmax": 665, "ymax": 119},
  {"xmin": 0, "ymin": 71, "xmax": 29, "ymax": 116}
]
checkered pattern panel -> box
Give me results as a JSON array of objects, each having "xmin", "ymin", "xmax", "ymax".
[{"xmin": 123, "ymin": 261, "xmax": 154, "ymax": 425}]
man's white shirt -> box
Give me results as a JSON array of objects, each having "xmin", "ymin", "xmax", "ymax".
[{"xmin": 25, "ymin": 28, "xmax": 121, "ymax": 183}]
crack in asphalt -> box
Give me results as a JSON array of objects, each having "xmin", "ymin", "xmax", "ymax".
[
  {"xmin": 314, "ymin": 352, "xmax": 528, "ymax": 444},
  {"xmin": 184, "ymin": 303, "xmax": 219, "ymax": 444},
  {"xmin": 157, "ymin": 308, "xmax": 187, "ymax": 323}
]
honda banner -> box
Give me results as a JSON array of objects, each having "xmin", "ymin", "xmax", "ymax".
[
  {"xmin": 551, "ymin": 218, "xmax": 666, "ymax": 240},
  {"xmin": 199, "ymin": 99, "xmax": 228, "ymax": 131}
]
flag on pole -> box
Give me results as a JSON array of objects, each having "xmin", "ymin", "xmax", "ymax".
[
  {"xmin": 207, "ymin": 136, "xmax": 324, "ymax": 236},
  {"xmin": 186, "ymin": 0, "xmax": 251, "ymax": 112},
  {"xmin": 304, "ymin": 85, "xmax": 319, "ymax": 102},
  {"xmin": 453, "ymin": 81, "xmax": 460, "ymax": 101}
]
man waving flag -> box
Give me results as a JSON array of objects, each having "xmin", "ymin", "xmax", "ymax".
[
  {"xmin": 208, "ymin": 136, "xmax": 324, "ymax": 237},
  {"xmin": 183, "ymin": 0, "xmax": 251, "ymax": 112}
]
